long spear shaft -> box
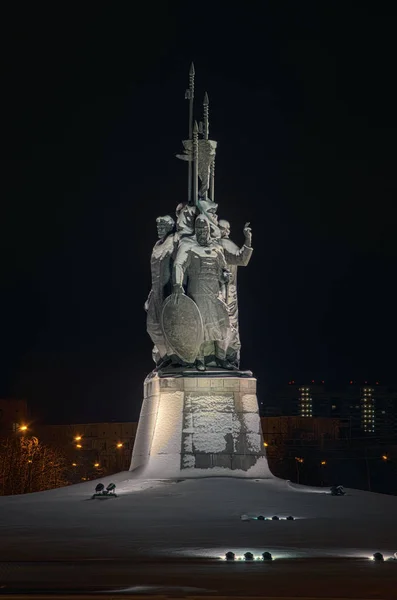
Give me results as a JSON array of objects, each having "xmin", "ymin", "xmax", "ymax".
[
  {"xmin": 193, "ymin": 121, "xmax": 199, "ymax": 206},
  {"xmin": 203, "ymin": 91, "xmax": 209, "ymax": 140},
  {"xmin": 187, "ymin": 63, "xmax": 195, "ymax": 204},
  {"xmin": 210, "ymin": 158, "xmax": 215, "ymax": 202},
  {"xmin": 204, "ymin": 91, "xmax": 215, "ymax": 201}
]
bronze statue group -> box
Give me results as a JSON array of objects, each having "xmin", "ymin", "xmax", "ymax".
[{"xmin": 145, "ymin": 198, "xmax": 252, "ymax": 372}]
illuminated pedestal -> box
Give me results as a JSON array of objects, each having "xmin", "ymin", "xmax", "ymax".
[{"xmin": 129, "ymin": 374, "xmax": 271, "ymax": 479}]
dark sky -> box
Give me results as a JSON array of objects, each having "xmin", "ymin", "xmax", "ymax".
[{"xmin": 2, "ymin": 3, "xmax": 397, "ymax": 424}]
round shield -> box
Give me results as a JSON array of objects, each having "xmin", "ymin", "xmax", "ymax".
[{"xmin": 161, "ymin": 294, "xmax": 204, "ymax": 363}]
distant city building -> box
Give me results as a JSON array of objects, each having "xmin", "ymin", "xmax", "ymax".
[
  {"xmin": 298, "ymin": 386, "xmax": 313, "ymax": 417},
  {"xmin": 263, "ymin": 382, "xmax": 397, "ymax": 440},
  {"xmin": 0, "ymin": 398, "xmax": 28, "ymax": 434},
  {"xmin": 261, "ymin": 416, "xmax": 340, "ymax": 460},
  {"xmin": 35, "ymin": 422, "xmax": 138, "ymax": 472},
  {"xmin": 361, "ymin": 386, "xmax": 375, "ymax": 433}
]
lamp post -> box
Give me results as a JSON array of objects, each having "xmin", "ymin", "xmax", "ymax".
[{"xmin": 295, "ymin": 457, "xmax": 304, "ymax": 484}]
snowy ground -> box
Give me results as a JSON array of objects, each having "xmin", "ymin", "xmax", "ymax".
[{"xmin": 1, "ymin": 472, "xmax": 397, "ymax": 563}]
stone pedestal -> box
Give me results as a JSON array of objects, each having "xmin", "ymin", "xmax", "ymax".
[{"xmin": 130, "ymin": 374, "xmax": 272, "ymax": 479}]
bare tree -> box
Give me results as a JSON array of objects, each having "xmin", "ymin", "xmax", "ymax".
[{"xmin": 0, "ymin": 435, "xmax": 68, "ymax": 495}]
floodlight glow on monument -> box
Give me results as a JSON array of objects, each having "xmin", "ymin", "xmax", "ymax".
[{"xmin": 129, "ymin": 64, "xmax": 271, "ymax": 480}]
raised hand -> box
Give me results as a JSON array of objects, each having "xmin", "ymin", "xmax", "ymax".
[{"xmin": 243, "ymin": 222, "xmax": 252, "ymax": 246}]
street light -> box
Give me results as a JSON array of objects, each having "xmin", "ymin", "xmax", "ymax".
[
  {"xmin": 321, "ymin": 460, "xmax": 327, "ymax": 466},
  {"xmin": 76, "ymin": 444, "xmax": 82, "ymax": 449},
  {"xmin": 19, "ymin": 425, "xmax": 28, "ymax": 432},
  {"xmin": 116, "ymin": 443, "xmax": 123, "ymax": 448},
  {"xmin": 74, "ymin": 435, "xmax": 82, "ymax": 442},
  {"xmin": 72, "ymin": 463, "xmax": 77, "ymax": 467},
  {"xmin": 295, "ymin": 457, "xmax": 304, "ymax": 484},
  {"xmin": 382, "ymin": 455, "xmax": 388, "ymax": 461},
  {"xmin": 263, "ymin": 442, "xmax": 268, "ymax": 447},
  {"xmin": 94, "ymin": 463, "xmax": 100, "ymax": 468}
]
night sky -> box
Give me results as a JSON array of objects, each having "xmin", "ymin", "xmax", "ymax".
[{"xmin": 2, "ymin": 3, "xmax": 397, "ymax": 424}]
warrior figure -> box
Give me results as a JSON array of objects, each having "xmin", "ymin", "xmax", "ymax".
[
  {"xmin": 218, "ymin": 219, "xmax": 253, "ymax": 367},
  {"xmin": 172, "ymin": 216, "xmax": 232, "ymax": 370},
  {"xmin": 145, "ymin": 215, "xmax": 177, "ymax": 365}
]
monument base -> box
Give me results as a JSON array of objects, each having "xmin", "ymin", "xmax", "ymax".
[{"xmin": 130, "ymin": 373, "xmax": 272, "ymax": 479}]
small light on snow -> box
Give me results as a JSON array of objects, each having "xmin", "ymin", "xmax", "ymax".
[
  {"xmin": 262, "ymin": 551, "xmax": 273, "ymax": 561},
  {"xmin": 373, "ymin": 552, "xmax": 384, "ymax": 562},
  {"xmin": 225, "ymin": 551, "xmax": 235, "ymax": 562}
]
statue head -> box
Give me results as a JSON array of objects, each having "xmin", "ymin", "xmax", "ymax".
[
  {"xmin": 219, "ymin": 219, "xmax": 231, "ymax": 239},
  {"xmin": 195, "ymin": 216, "xmax": 211, "ymax": 246},
  {"xmin": 199, "ymin": 199, "xmax": 218, "ymax": 220},
  {"xmin": 156, "ymin": 215, "xmax": 175, "ymax": 239},
  {"xmin": 175, "ymin": 202, "xmax": 186, "ymax": 217}
]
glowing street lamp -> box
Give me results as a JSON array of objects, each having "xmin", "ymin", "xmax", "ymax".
[
  {"xmin": 116, "ymin": 443, "xmax": 123, "ymax": 448},
  {"xmin": 263, "ymin": 442, "xmax": 269, "ymax": 447},
  {"xmin": 74, "ymin": 435, "xmax": 82, "ymax": 442},
  {"xmin": 94, "ymin": 463, "xmax": 100, "ymax": 468},
  {"xmin": 295, "ymin": 456, "xmax": 304, "ymax": 484},
  {"xmin": 19, "ymin": 425, "xmax": 28, "ymax": 432},
  {"xmin": 321, "ymin": 460, "xmax": 327, "ymax": 466},
  {"xmin": 72, "ymin": 463, "xmax": 77, "ymax": 467},
  {"xmin": 76, "ymin": 444, "xmax": 82, "ymax": 449},
  {"xmin": 382, "ymin": 455, "xmax": 388, "ymax": 461}
]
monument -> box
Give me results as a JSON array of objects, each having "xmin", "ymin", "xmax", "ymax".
[{"xmin": 131, "ymin": 65, "xmax": 271, "ymax": 478}]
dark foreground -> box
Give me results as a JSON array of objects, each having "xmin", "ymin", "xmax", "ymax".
[
  {"xmin": 1, "ymin": 475, "xmax": 397, "ymax": 597},
  {"xmin": 0, "ymin": 557, "xmax": 396, "ymax": 598}
]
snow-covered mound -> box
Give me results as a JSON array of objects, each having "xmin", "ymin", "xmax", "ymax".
[{"xmin": 1, "ymin": 473, "xmax": 397, "ymax": 561}]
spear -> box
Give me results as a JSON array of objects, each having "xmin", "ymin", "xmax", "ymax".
[
  {"xmin": 193, "ymin": 120, "xmax": 199, "ymax": 207},
  {"xmin": 210, "ymin": 156, "xmax": 215, "ymax": 202},
  {"xmin": 203, "ymin": 92, "xmax": 215, "ymax": 200},
  {"xmin": 185, "ymin": 62, "xmax": 195, "ymax": 205},
  {"xmin": 203, "ymin": 91, "xmax": 209, "ymax": 140}
]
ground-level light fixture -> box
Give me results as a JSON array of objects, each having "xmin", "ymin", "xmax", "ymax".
[
  {"xmin": 257, "ymin": 515, "xmax": 265, "ymax": 520},
  {"xmin": 244, "ymin": 552, "xmax": 254, "ymax": 561},
  {"xmin": 225, "ymin": 551, "xmax": 235, "ymax": 561},
  {"xmin": 286, "ymin": 515, "xmax": 294, "ymax": 520},
  {"xmin": 373, "ymin": 552, "xmax": 384, "ymax": 562},
  {"xmin": 272, "ymin": 516, "xmax": 279, "ymax": 520},
  {"xmin": 262, "ymin": 551, "xmax": 273, "ymax": 561}
]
